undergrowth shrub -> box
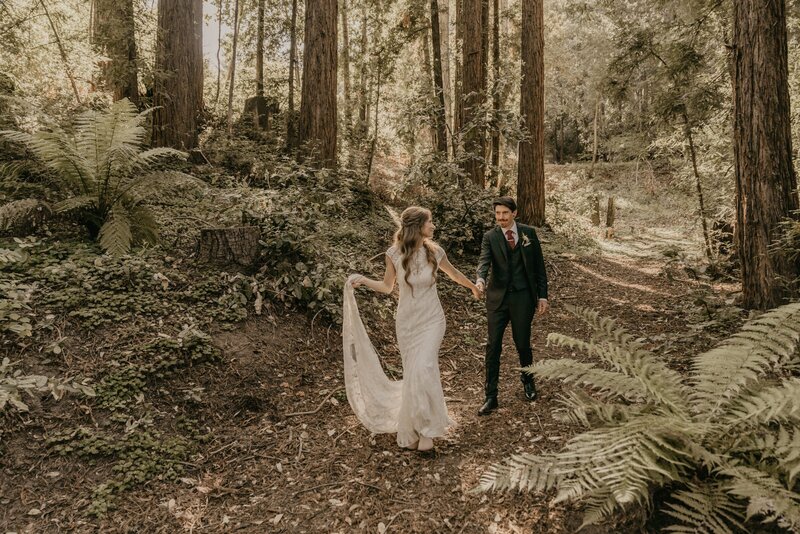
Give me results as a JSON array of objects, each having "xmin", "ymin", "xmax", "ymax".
[
  {"xmin": 478, "ymin": 304, "xmax": 800, "ymax": 533},
  {"xmin": 0, "ymin": 99, "xmax": 203, "ymax": 255}
]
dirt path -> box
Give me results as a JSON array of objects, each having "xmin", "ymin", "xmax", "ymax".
[
  {"xmin": 0, "ymin": 224, "xmax": 742, "ymax": 533},
  {"xmin": 73, "ymin": 239, "xmax": 738, "ymax": 533}
]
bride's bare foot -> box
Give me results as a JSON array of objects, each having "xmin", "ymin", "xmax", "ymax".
[
  {"xmin": 417, "ymin": 436, "xmax": 434, "ymax": 451},
  {"xmin": 402, "ymin": 441, "xmax": 419, "ymax": 450}
]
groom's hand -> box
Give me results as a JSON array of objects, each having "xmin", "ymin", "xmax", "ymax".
[
  {"xmin": 536, "ymin": 298, "xmax": 549, "ymax": 316},
  {"xmin": 475, "ymin": 279, "xmax": 485, "ymax": 296}
]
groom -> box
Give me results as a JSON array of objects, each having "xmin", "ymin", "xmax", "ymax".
[{"xmin": 475, "ymin": 196, "xmax": 549, "ymax": 416}]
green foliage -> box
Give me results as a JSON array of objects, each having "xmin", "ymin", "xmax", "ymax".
[
  {"xmin": 0, "ymin": 99, "xmax": 204, "ymax": 255},
  {"xmin": 0, "ymin": 357, "xmax": 95, "ymax": 412},
  {"xmin": 477, "ymin": 303, "xmax": 800, "ymax": 532},
  {"xmin": 47, "ymin": 421, "xmax": 204, "ymax": 516},
  {"xmin": 95, "ymin": 327, "xmax": 220, "ymax": 411}
]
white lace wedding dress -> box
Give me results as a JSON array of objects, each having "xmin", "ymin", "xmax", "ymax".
[{"xmin": 343, "ymin": 245, "xmax": 452, "ymax": 447}]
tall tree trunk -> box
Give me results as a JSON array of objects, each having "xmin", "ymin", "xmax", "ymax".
[
  {"xmin": 489, "ymin": 0, "xmax": 500, "ymax": 184},
  {"xmin": 214, "ymin": 0, "xmax": 223, "ymax": 107},
  {"xmin": 517, "ymin": 0, "xmax": 544, "ymax": 225},
  {"xmin": 682, "ymin": 112, "xmax": 714, "ymax": 266},
  {"xmin": 357, "ymin": 4, "xmax": 369, "ymax": 142},
  {"xmin": 454, "ymin": 0, "xmax": 463, "ymax": 138},
  {"xmin": 256, "ymin": 0, "xmax": 265, "ymax": 97},
  {"xmin": 430, "ymin": 0, "xmax": 448, "ymax": 156},
  {"xmin": 341, "ymin": 0, "xmax": 353, "ymax": 137},
  {"xmin": 422, "ymin": 31, "xmax": 435, "ymax": 152},
  {"xmin": 226, "ymin": 0, "xmax": 241, "ymax": 135},
  {"xmin": 287, "ymin": 0, "xmax": 298, "ymax": 147},
  {"xmin": 41, "ymin": 0, "xmax": 82, "ymax": 105},
  {"xmin": 588, "ymin": 92, "xmax": 600, "ymax": 178},
  {"xmin": 438, "ymin": 0, "xmax": 451, "ymax": 144},
  {"xmin": 92, "ymin": 0, "xmax": 140, "ymax": 104},
  {"xmin": 299, "ymin": 0, "xmax": 338, "ymax": 167},
  {"xmin": 461, "ymin": 0, "xmax": 485, "ymax": 187},
  {"xmin": 733, "ymin": 0, "xmax": 798, "ymax": 309},
  {"xmin": 153, "ymin": 0, "xmax": 203, "ymax": 149}
]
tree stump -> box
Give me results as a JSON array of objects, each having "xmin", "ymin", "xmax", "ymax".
[
  {"xmin": 605, "ymin": 197, "xmax": 615, "ymax": 238},
  {"xmin": 197, "ymin": 226, "xmax": 261, "ymax": 267},
  {"xmin": 590, "ymin": 195, "xmax": 601, "ymax": 226}
]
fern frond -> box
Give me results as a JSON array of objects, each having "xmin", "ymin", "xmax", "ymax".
[
  {"xmin": 579, "ymin": 489, "xmax": 629, "ymax": 528},
  {"xmin": 530, "ymin": 358, "xmax": 648, "ymax": 402},
  {"xmin": 693, "ymin": 303, "xmax": 800, "ymax": 418},
  {"xmin": 545, "ymin": 330, "xmax": 689, "ymax": 416},
  {"xmin": 126, "ymin": 203, "xmax": 159, "ymax": 245},
  {"xmin": 52, "ymin": 195, "xmax": 96, "ymax": 213},
  {"xmin": 553, "ymin": 389, "xmax": 643, "ymax": 427},
  {"xmin": 721, "ymin": 465, "xmax": 800, "ymax": 528},
  {"xmin": 475, "ymin": 453, "xmax": 561, "ymax": 493},
  {"xmin": 724, "ymin": 378, "xmax": 800, "ymax": 426},
  {"xmin": 734, "ymin": 425, "xmax": 800, "ymax": 486},
  {"xmin": 663, "ymin": 482, "xmax": 746, "ymax": 534},
  {"xmin": 0, "ymin": 128, "xmax": 93, "ymax": 194},
  {"xmin": 98, "ymin": 204, "xmax": 132, "ymax": 256},
  {"xmin": 0, "ymin": 198, "xmax": 52, "ymax": 230}
]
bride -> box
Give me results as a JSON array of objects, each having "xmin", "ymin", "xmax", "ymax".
[{"xmin": 343, "ymin": 206, "xmax": 480, "ymax": 452}]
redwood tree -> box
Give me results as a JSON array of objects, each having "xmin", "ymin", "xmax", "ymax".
[
  {"xmin": 430, "ymin": 0, "xmax": 448, "ymax": 156},
  {"xmin": 298, "ymin": 0, "xmax": 338, "ymax": 166},
  {"xmin": 733, "ymin": 0, "xmax": 799, "ymax": 309},
  {"xmin": 517, "ymin": 0, "xmax": 545, "ymax": 225},
  {"xmin": 460, "ymin": 0, "xmax": 485, "ymax": 186},
  {"xmin": 152, "ymin": 0, "xmax": 203, "ymax": 149},
  {"xmin": 92, "ymin": 0, "xmax": 140, "ymax": 104}
]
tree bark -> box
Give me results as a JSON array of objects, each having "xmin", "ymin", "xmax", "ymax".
[
  {"xmin": 197, "ymin": 226, "xmax": 261, "ymax": 268},
  {"xmin": 588, "ymin": 92, "xmax": 600, "ymax": 178},
  {"xmin": 341, "ymin": 0, "xmax": 353, "ymax": 137},
  {"xmin": 517, "ymin": 0, "xmax": 544, "ymax": 225},
  {"xmin": 454, "ymin": 0, "xmax": 463, "ymax": 138},
  {"xmin": 489, "ymin": 0, "xmax": 500, "ymax": 184},
  {"xmin": 430, "ymin": 0, "xmax": 448, "ymax": 156},
  {"xmin": 682, "ymin": 112, "xmax": 714, "ymax": 266},
  {"xmin": 460, "ymin": 0, "xmax": 485, "ymax": 187},
  {"xmin": 357, "ymin": 3, "xmax": 369, "ymax": 142},
  {"xmin": 299, "ymin": 0, "xmax": 338, "ymax": 167},
  {"xmin": 256, "ymin": 0, "xmax": 265, "ymax": 98},
  {"xmin": 153, "ymin": 0, "xmax": 203, "ymax": 149},
  {"xmin": 214, "ymin": 0, "xmax": 223, "ymax": 108},
  {"xmin": 286, "ymin": 0, "xmax": 299, "ymax": 147},
  {"xmin": 92, "ymin": 0, "xmax": 140, "ymax": 104},
  {"xmin": 226, "ymin": 0, "xmax": 241, "ymax": 135},
  {"xmin": 438, "ymin": 0, "xmax": 451, "ymax": 144},
  {"xmin": 733, "ymin": 0, "xmax": 798, "ymax": 309}
]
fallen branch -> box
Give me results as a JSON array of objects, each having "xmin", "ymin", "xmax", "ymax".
[{"xmin": 285, "ymin": 388, "xmax": 344, "ymax": 417}]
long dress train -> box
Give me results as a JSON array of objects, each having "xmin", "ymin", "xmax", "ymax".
[{"xmin": 342, "ymin": 245, "xmax": 452, "ymax": 447}]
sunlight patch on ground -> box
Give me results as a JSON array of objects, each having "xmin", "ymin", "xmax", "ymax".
[{"xmin": 572, "ymin": 263, "xmax": 672, "ymax": 296}]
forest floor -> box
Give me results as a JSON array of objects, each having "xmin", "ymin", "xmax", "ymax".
[
  {"xmin": 2, "ymin": 162, "xmax": 747, "ymax": 532},
  {"xmin": 2, "ymin": 235, "xmax": 743, "ymax": 532}
]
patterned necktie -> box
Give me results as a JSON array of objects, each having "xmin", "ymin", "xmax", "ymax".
[{"xmin": 506, "ymin": 229, "xmax": 516, "ymax": 249}]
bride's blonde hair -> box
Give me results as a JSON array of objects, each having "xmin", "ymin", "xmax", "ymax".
[{"xmin": 394, "ymin": 206, "xmax": 437, "ymax": 292}]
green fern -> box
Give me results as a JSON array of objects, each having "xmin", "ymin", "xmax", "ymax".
[
  {"xmin": 478, "ymin": 304, "xmax": 800, "ymax": 532},
  {"xmin": 0, "ymin": 99, "xmax": 204, "ymax": 255}
]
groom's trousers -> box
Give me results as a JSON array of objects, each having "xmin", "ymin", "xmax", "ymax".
[{"xmin": 485, "ymin": 288, "xmax": 536, "ymax": 399}]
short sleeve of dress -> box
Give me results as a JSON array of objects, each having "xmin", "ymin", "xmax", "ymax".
[
  {"xmin": 386, "ymin": 245, "xmax": 399, "ymax": 265},
  {"xmin": 434, "ymin": 245, "xmax": 446, "ymax": 264}
]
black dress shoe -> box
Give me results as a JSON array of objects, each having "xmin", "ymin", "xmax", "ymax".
[
  {"xmin": 478, "ymin": 397, "xmax": 498, "ymax": 416},
  {"xmin": 524, "ymin": 381, "xmax": 537, "ymax": 401}
]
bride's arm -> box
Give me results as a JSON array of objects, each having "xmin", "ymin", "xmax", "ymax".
[
  {"xmin": 438, "ymin": 253, "xmax": 481, "ymax": 299},
  {"xmin": 351, "ymin": 254, "xmax": 396, "ymax": 294}
]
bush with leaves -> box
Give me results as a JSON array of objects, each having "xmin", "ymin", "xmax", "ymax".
[
  {"xmin": 0, "ymin": 98, "xmax": 203, "ymax": 255},
  {"xmin": 478, "ymin": 304, "xmax": 800, "ymax": 532}
]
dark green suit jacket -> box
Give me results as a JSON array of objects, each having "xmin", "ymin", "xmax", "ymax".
[{"xmin": 476, "ymin": 224, "xmax": 548, "ymax": 311}]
